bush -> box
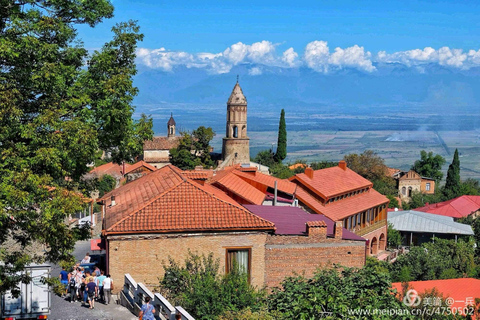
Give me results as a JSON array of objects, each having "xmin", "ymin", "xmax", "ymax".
[{"xmin": 160, "ymin": 252, "xmax": 266, "ymax": 320}]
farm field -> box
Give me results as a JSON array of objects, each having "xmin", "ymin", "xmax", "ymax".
[{"xmin": 242, "ymin": 130, "xmax": 480, "ymax": 180}]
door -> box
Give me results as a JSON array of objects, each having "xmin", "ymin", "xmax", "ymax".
[{"xmin": 28, "ymin": 267, "xmax": 51, "ymax": 316}]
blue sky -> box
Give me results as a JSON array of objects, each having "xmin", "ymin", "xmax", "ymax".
[{"xmin": 76, "ymin": 0, "xmax": 480, "ymax": 75}]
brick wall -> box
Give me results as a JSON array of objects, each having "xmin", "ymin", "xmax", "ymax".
[
  {"xmin": 264, "ymin": 235, "xmax": 365, "ymax": 288},
  {"xmin": 107, "ymin": 232, "xmax": 267, "ymax": 292}
]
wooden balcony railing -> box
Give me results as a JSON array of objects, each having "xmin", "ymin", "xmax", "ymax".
[{"xmin": 354, "ymin": 220, "xmax": 387, "ymax": 236}]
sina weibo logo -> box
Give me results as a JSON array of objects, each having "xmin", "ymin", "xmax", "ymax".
[{"xmin": 403, "ymin": 289, "xmax": 421, "ymax": 307}]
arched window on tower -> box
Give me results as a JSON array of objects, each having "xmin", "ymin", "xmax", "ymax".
[
  {"xmin": 170, "ymin": 127, "xmax": 173, "ymax": 135},
  {"xmin": 233, "ymin": 126, "xmax": 238, "ymax": 138}
]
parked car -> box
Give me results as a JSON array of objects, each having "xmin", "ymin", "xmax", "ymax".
[{"xmin": 79, "ymin": 263, "xmax": 96, "ymax": 274}]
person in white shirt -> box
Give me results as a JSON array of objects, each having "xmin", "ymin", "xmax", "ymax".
[
  {"xmin": 81, "ymin": 253, "xmax": 91, "ymax": 264},
  {"xmin": 103, "ymin": 274, "xmax": 114, "ymax": 304}
]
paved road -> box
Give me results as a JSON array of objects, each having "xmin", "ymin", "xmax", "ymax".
[{"xmin": 50, "ymin": 240, "xmax": 137, "ymax": 320}]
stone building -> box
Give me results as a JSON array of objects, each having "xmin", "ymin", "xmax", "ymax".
[
  {"xmin": 394, "ymin": 170, "xmax": 435, "ymax": 201},
  {"xmin": 222, "ymin": 81, "xmax": 250, "ymax": 166},
  {"xmin": 143, "ymin": 114, "xmax": 181, "ymax": 168}
]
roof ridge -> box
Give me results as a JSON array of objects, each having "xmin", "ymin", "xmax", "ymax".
[
  {"xmin": 184, "ymin": 179, "xmax": 275, "ymax": 229},
  {"xmin": 106, "ymin": 173, "xmax": 186, "ymax": 232}
]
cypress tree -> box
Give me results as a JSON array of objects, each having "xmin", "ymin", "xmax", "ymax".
[
  {"xmin": 444, "ymin": 149, "xmax": 461, "ymax": 199},
  {"xmin": 275, "ymin": 109, "xmax": 287, "ymax": 162}
]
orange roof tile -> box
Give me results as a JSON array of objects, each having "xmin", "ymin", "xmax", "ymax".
[
  {"xmin": 143, "ymin": 136, "xmax": 181, "ymax": 150},
  {"xmin": 392, "ymin": 278, "xmax": 480, "ymax": 315},
  {"xmin": 232, "ymin": 169, "xmax": 297, "ymax": 195},
  {"xmin": 292, "ymin": 166, "xmax": 372, "ymax": 199},
  {"xmin": 212, "ymin": 172, "xmax": 266, "ymax": 205},
  {"xmin": 295, "ymin": 184, "xmax": 388, "ymax": 221},
  {"xmin": 182, "ymin": 170, "xmax": 214, "ymax": 180},
  {"xmin": 90, "ymin": 162, "xmax": 127, "ymax": 178},
  {"xmin": 123, "ymin": 161, "xmax": 157, "ymax": 175},
  {"xmin": 102, "ymin": 165, "xmax": 275, "ymax": 234},
  {"xmin": 387, "ymin": 167, "xmax": 401, "ymax": 177}
]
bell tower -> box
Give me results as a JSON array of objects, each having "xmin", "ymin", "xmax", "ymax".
[
  {"xmin": 222, "ymin": 79, "xmax": 250, "ymax": 165},
  {"xmin": 167, "ymin": 113, "xmax": 176, "ymax": 138}
]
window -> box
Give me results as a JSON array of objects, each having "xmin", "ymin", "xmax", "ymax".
[
  {"xmin": 426, "ymin": 183, "xmax": 431, "ymax": 191},
  {"xmin": 233, "ymin": 126, "xmax": 238, "ymax": 138},
  {"xmin": 226, "ymin": 248, "xmax": 251, "ymax": 281},
  {"xmin": 402, "ymin": 186, "xmax": 406, "ymax": 195}
]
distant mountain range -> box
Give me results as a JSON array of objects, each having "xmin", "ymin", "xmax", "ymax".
[{"xmin": 133, "ymin": 63, "xmax": 480, "ymax": 112}]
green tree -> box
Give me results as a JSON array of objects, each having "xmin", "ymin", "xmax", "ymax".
[
  {"xmin": 252, "ymin": 150, "xmax": 276, "ymax": 168},
  {"xmin": 0, "ymin": 1, "xmax": 148, "ymax": 293},
  {"xmin": 268, "ymin": 264, "xmax": 408, "ymax": 319},
  {"xmin": 97, "ymin": 174, "xmax": 117, "ymax": 197},
  {"xmin": 387, "ymin": 222, "xmax": 402, "ymax": 249},
  {"xmin": 170, "ymin": 126, "xmax": 215, "ymax": 170},
  {"xmin": 443, "ymin": 149, "xmax": 461, "ymax": 199},
  {"xmin": 389, "ymin": 239, "xmax": 476, "ymax": 282},
  {"xmin": 161, "ymin": 252, "xmax": 265, "ymax": 320},
  {"xmin": 411, "ymin": 151, "xmax": 446, "ymax": 183},
  {"xmin": 343, "ymin": 150, "xmax": 398, "ymax": 201},
  {"xmin": 274, "ymin": 109, "xmax": 287, "ymax": 162}
]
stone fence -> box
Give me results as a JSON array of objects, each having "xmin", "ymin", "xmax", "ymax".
[{"xmin": 120, "ymin": 273, "xmax": 194, "ymax": 320}]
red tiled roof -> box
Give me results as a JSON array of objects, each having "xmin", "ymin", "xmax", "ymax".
[
  {"xmin": 123, "ymin": 161, "xmax": 157, "ymax": 175},
  {"xmin": 414, "ymin": 195, "xmax": 480, "ymax": 219},
  {"xmin": 143, "ymin": 136, "xmax": 181, "ymax": 150},
  {"xmin": 291, "ymin": 166, "xmax": 372, "ymax": 199},
  {"xmin": 244, "ymin": 205, "xmax": 364, "ymax": 241},
  {"xmin": 392, "ymin": 278, "xmax": 480, "ymax": 314},
  {"xmin": 387, "ymin": 167, "xmax": 401, "ymax": 177},
  {"xmin": 90, "ymin": 162, "xmax": 127, "ymax": 178},
  {"xmin": 295, "ymin": 184, "xmax": 389, "ymax": 221},
  {"xmin": 102, "ymin": 165, "xmax": 275, "ymax": 234},
  {"xmin": 212, "ymin": 172, "xmax": 266, "ymax": 205},
  {"xmin": 232, "ymin": 169, "xmax": 297, "ymax": 195},
  {"xmin": 182, "ymin": 170, "xmax": 214, "ymax": 180},
  {"xmin": 306, "ymin": 220, "xmax": 327, "ymax": 227}
]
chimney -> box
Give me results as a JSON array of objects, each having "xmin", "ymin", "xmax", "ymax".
[
  {"xmin": 334, "ymin": 221, "xmax": 343, "ymax": 239},
  {"xmin": 425, "ymin": 202, "xmax": 429, "ymax": 206},
  {"xmin": 306, "ymin": 221, "xmax": 327, "ymax": 238},
  {"xmin": 273, "ymin": 181, "xmax": 278, "ymax": 206},
  {"xmin": 305, "ymin": 167, "xmax": 314, "ymax": 179},
  {"xmin": 122, "ymin": 161, "xmax": 125, "ymax": 175},
  {"xmin": 111, "ymin": 195, "xmax": 116, "ymax": 207},
  {"xmin": 338, "ymin": 160, "xmax": 347, "ymax": 170}
]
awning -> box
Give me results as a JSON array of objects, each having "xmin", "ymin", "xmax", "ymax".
[{"xmin": 90, "ymin": 238, "xmax": 105, "ymax": 251}]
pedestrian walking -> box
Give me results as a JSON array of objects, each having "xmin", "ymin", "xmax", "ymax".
[
  {"xmin": 68, "ymin": 271, "xmax": 77, "ymax": 303},
  {"xmin": 138, "ymin": 296, "xmax": 155, "ymax": 320},
  {"xmin": 96, "ymin": 271, "xmax": 106, "ymax": 302},
  {"xmin": 58, "ymin": 267, "xmax": 69, "ymax": 297},
  {"xmin": 103, "ymin": 274, "xmax": 113, "ymax": 304},
  {"xmin": 86, "ymin": 278, "xmax": 97, "ymax": 310}
]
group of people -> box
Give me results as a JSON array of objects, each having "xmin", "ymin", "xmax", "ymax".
[{"xmin": 58, "ymin": 253, "xmax": 114, "ymax": 310}]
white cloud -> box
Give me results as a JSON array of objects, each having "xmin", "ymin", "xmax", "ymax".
[
  {"xmin": 304, "ymin": 41, "xmax": 375, "ymax": 72},
  {"xmin": 248, "ymin": 67, "xmax": 262, "ymax": 76},
  {"xmin": 282, "ymin": 47, "xmax": 300, "ymax": 67},
  {"xmin": 136, "ymin": 41, "xmax": 480, "ymax": 74},
  {"xmin": 304, "ymin": 41, "xmax": 330, "ymax": 72},
  {"xmin": 329, "ymin": 45, "xmax": 375, "ymax": 72},
  {"xmin": 377, "ymin": 47, "xmax": 471, "ymax": 68}
]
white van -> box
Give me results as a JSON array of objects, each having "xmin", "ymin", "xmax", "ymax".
[{"xmin": 1, "ymin": 264, "xmax": 51, "ymax": 320}]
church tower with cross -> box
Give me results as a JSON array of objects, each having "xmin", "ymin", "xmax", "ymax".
[{"xmin": 222, "ymin": 78, "xmax": 250, "ymax": 165}]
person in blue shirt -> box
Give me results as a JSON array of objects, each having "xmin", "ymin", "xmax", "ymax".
[
  {"xmin": 58, "ymin": 267, "xmax": 69, "ymax": 297},
  {"xmin": 96, "ymin": 271, "xmax": 106, "ymax": 302},
  {"xmin": 139, "ymin": 296, "xmax": 156, "ymax": 320}
]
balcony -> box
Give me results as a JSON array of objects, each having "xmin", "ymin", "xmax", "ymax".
[{"xmin": 355, "ymin": 220, "xmax": 387, "ymax": 236}]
